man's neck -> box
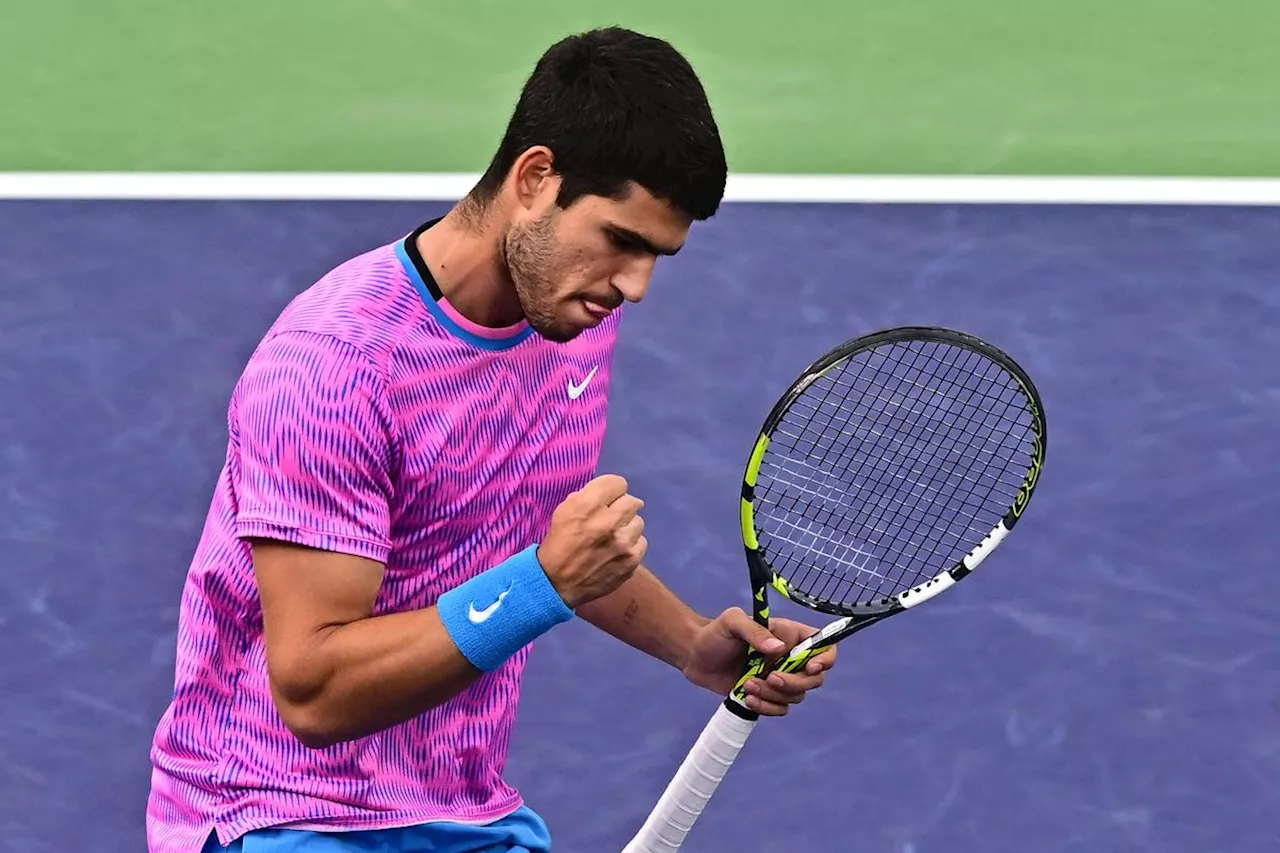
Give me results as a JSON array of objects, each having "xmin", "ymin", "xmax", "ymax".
[{"xmin": 415, "ymin": 203, "xmax": 525, "ymax": 328}]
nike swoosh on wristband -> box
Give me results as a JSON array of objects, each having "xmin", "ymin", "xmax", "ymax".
[{"xmin": 468, "ymin": 585, "xmax": 512, "ymax": 624}]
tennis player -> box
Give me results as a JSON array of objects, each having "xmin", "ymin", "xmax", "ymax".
[{"xmin": 147, "ymin": 27, "xmax": 837, "ymax": 853}]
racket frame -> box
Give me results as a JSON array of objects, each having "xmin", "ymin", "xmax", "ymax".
[{"xmin": 728, "ymin": 325, "xmax": 1046, "ymax": 716}]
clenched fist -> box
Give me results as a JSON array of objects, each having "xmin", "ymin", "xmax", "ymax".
[{"xmin": 538, "ymin": 474, "xmax": 647, "ymax": 609}]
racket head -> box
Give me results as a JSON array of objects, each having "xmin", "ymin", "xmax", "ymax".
[{"xmin": 739, "ymin": 326, "xmax": 1046, "ymax": 623}]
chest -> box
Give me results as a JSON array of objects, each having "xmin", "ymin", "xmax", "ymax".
[{"xmin": 385, "ymin": 338, "xmax": 614, "ymax": 563}]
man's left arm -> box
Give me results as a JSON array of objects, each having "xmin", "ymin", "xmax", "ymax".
[
  {"xmin": 576, "ymin": 565, "xmax": 708, "ymax": 669},
  {"xmin": 576, "ymin": 566, "xmax": 837, "ymax": 716}
]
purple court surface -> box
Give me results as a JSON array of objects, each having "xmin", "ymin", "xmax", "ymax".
[{"xmin": 1, "ymin": 200, "xmax": 1277, "ymax": 852}]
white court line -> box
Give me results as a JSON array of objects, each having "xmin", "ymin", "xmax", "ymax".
[{"xmin": 3, "ymin": 172, "xmax": 1280, "ymax": 205}]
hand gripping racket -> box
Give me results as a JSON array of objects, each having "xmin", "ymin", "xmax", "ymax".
[{"xmin": 622, "ymin": 326, "xmax": 1047, "ymax": 853}]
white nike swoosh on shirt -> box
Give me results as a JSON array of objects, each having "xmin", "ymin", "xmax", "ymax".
[
  {"xmin": 468, "ymin": 587, "xmax": 511, "ymax": 624},
  {"xmin": 568, "ymin": 366, "xmax": 599, "ymax": 400}
]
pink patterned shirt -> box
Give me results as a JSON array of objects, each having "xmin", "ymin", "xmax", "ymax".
[{"xmin": 147, "ymin": 222, "xmax": 620, "ymax": 851}]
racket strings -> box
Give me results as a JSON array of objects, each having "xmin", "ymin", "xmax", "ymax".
[
  {"xmin": 874, "ymin": 349, "xmax": 1030, "ymax": 591},
  {"xmin": 789, "ymin": 342, "xmax": 1005, "ymax": 602},
  {"xmin": 791, "ymin": 347, "xmax": 1030, "ymax": 604},
  {"xmin": 764, "ymin": 345, "xmax": 941, "ymax": 599},
  {"xmin": 769, "ymin": 343, "xmax": 984, "ymax": 584},
  {"xmin": 754, "ymin": 339, "xmax": 1037, "ymax": 608},
  {"xmin": 778, "ymin": 345, "xmax": 1025, "ymax": 514},
  {"xmin": 767, "ymin": 347, "xmax": 1032, "ymax": 604}
]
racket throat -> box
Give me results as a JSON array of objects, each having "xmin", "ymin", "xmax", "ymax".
[
  {"xmin": 729, "ymin": 614, "xmax": 861, "ymax": 714},
  {"xmin": 768, "ymin": 617, "xmax": 854, "ymax": 675},
  {"xmin": 795, "ymin": 616, "xmax": 855, "ymax": 652}
]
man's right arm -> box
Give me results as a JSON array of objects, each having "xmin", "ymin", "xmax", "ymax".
[
  {"xmin": 252, "ymin": 474, "xmax": 648, "ymax": 750},
  {"xmin": 252, "ymin": 540, "xmax": 482, "ymax": 749}
]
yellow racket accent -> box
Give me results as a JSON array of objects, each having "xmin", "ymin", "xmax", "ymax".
[
  {"xmin": 744, "ymin": 434, "xmax": 769, "ymax": 486},
  {"xmin": 740, "ymin": 498, "xmax": 758, "ymax": 550}
]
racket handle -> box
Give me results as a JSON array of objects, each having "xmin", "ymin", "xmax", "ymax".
[{"xmin": 621, "ymin": 703, "xmax": 759, "ymax": 853}]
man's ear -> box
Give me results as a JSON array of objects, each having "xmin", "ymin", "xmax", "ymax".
[{"xmin": 508, "ymin": 145, "xmax": 559, "ymax": 212}]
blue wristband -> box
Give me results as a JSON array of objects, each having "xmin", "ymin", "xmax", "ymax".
[{"xmin": 437, "ymin": 544, "xmax": 575, "ymax": 672}]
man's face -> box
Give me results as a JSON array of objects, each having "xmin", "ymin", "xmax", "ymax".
[{"xmin": 502, "ymin": 181, "xmax": 692, "ymax": 342}]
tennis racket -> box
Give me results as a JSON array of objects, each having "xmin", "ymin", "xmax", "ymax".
[{"xmin": 622, "ymin": 326, "xmax": 1047, "ymax": 853}]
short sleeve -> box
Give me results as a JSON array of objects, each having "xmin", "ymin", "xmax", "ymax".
[{"xmin": 231, "ymin": 331, "xmax": 395, "ymax": 563}]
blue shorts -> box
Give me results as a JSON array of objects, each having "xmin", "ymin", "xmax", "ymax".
[{"xmin": 201, "ymin": 806, "xmax": 552, "ymax": 852}]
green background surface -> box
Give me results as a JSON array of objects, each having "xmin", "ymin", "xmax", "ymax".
[{"xmin": 3, "ymin": 0, "xmax": 1278, "ymax": 175}]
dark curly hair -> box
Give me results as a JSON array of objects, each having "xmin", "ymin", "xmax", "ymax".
[{"xmin": 469, "ymin": 27, "xmax": 728, "ymax": 221}]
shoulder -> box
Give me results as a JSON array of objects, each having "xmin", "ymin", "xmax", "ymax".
[{"xmin": 259, "ymin": 242, "xmax": 425, "ymax": 376}]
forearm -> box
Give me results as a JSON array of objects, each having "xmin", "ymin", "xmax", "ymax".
[
  {"xmin": 272, "ymin": 606, "xmax": 481, "ymax": 748},
  {"xmin": 268, "ymin": 544, "xmax": 570, "ymax": 749},
  {"xmin": 577, "ymin": 565, "xmax": 709, "ymax": 670}
]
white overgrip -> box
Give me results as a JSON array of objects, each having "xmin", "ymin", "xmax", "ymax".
[{"xmin": 621, "ymin": 703, "xmax": 759, "ymax": 852}]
